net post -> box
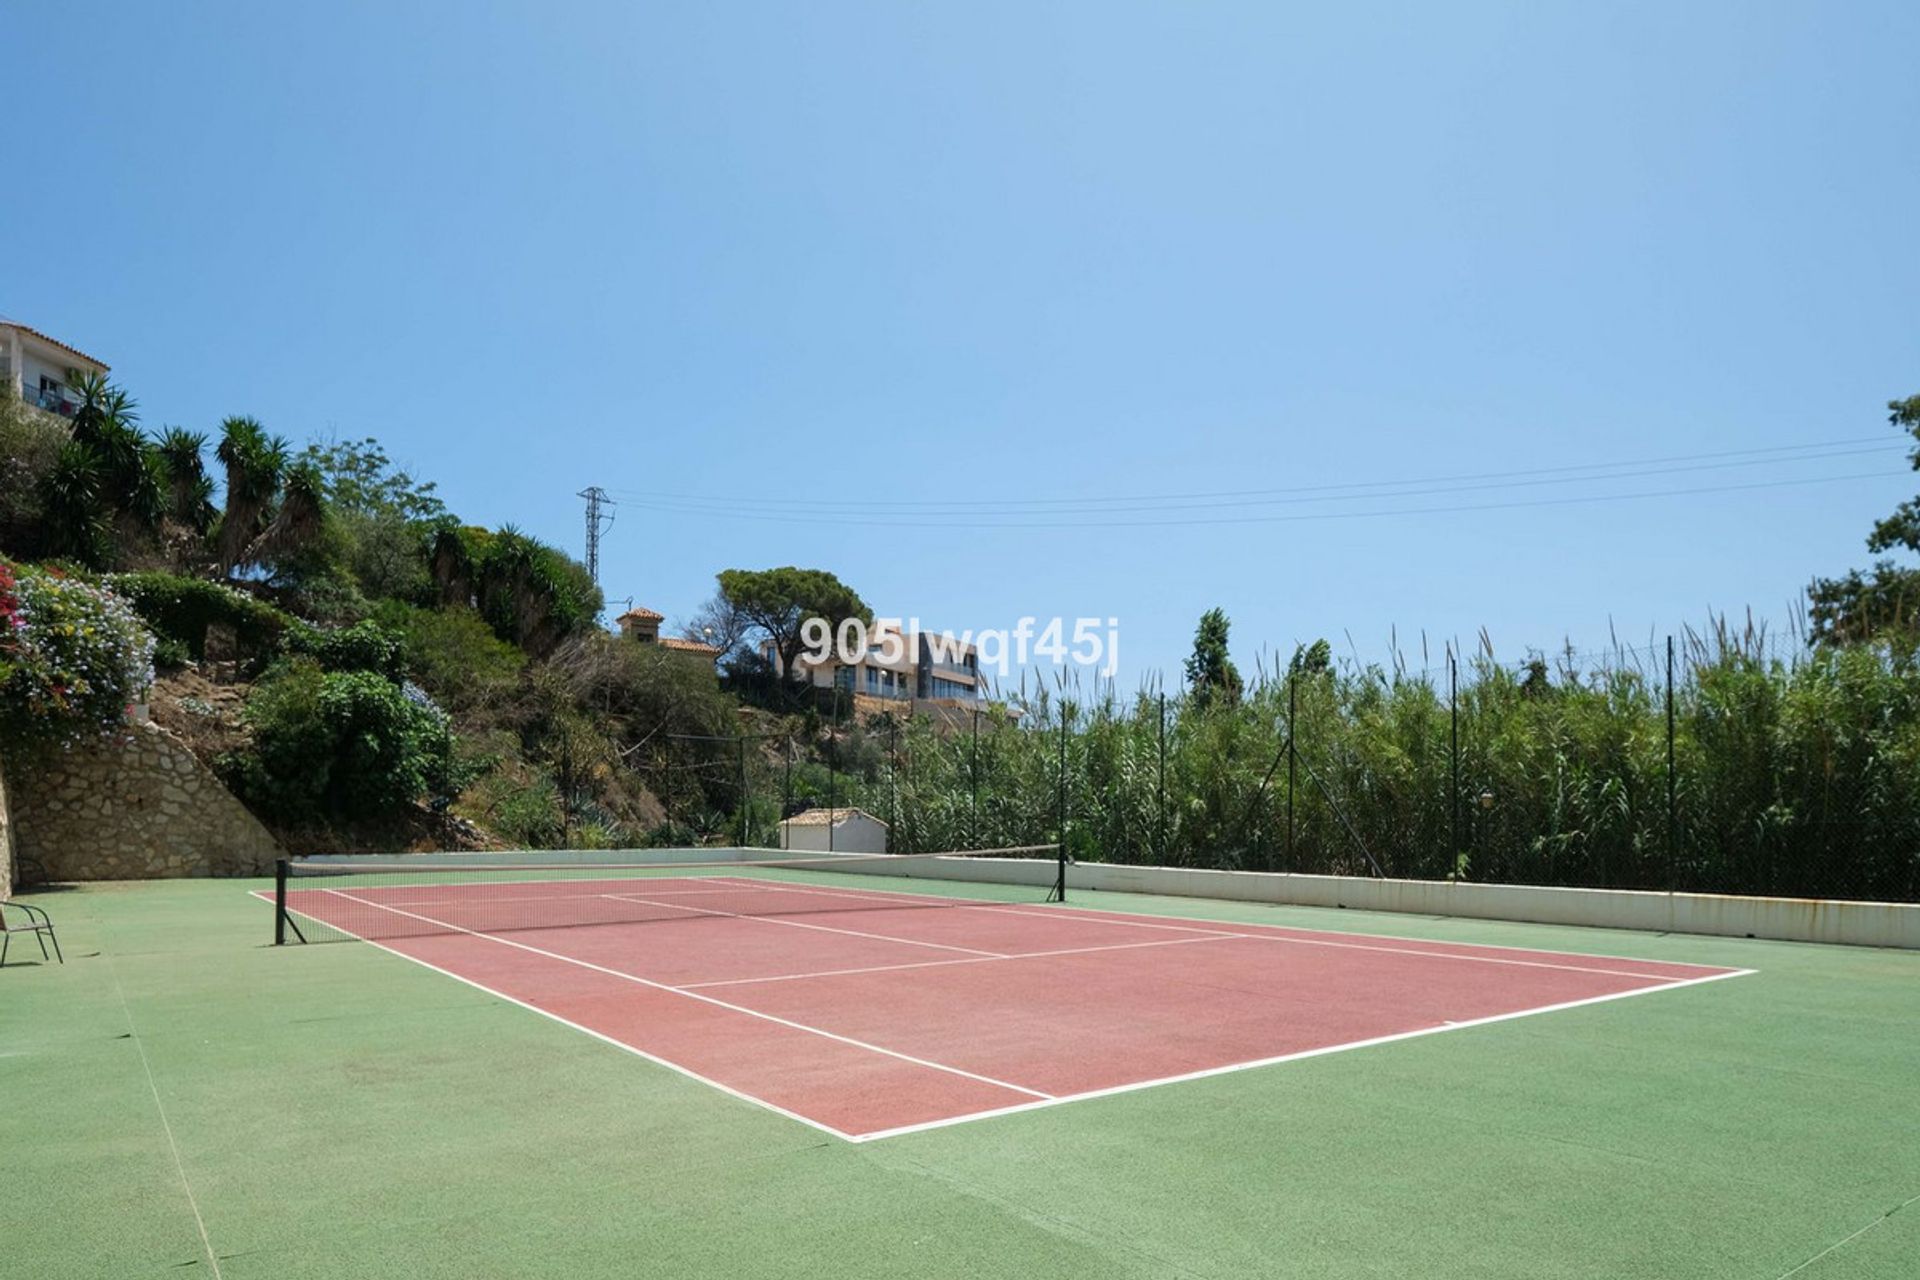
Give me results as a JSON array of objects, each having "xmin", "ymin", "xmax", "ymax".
[
  {"xmin": 1051, "ymin": 842, "xmax": 1067, "ymax": 904},
  {"xmin": 274, "ymin": 857, "xmax": 289, "ymax": 945}
]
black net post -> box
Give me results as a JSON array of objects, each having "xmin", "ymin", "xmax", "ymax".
[{"xmin": 274, "ymin": 857, "xmax": 288, "ymax": 945}]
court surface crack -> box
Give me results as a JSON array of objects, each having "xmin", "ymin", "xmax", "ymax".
[
  {"xmin": 1771, "ymin": 1189, "xmax": 1920, "ymax": 1279},
  {"xmin": 107, "ymin": 953, "xmax": 224, "ymax": 1278},
  {"xmin": 880, "ymin": 1151, "xmax": 1214, "ymax": 1280}
]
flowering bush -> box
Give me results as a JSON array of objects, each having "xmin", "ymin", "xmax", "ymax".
[
  {"xmin": 223, "ymin": 661, "xmax": 457, "ymax": 820},
  {"xmin": 0, "ymin": 558, "xmax": 157, "ymax": 751}
]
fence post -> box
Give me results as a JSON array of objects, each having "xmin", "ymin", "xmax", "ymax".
[
  {"xmin": 1058, "ymin": 710, "xmax": 1069, "ymax": 850},
  {"xmin": 1449, "ymin": 648, "xmax": 1460, "ymax": 868},
  {"xmin": 1286, "ymin": 674, "xmax": 1296, "ymax": 872},
  {"xmin": 737, "ymin": 735, "xmax": 748, "ymax": 847},
  {"xmin": 970, "ymin": 707, "xmax": 980, "ymax": 848},
  {"xmin": 1056, "ymin": 709, "xmax": 1070, "ymax": 903},
  {"xmin": 1666, "ymin": 635, "xmax": 1677, "ymax": 892},
  {"xmin": 1158, "ymin": 691, "xmax": 1169, "ymax": 866}
]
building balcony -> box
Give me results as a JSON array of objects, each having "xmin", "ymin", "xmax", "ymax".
[{"xmin": 21, "ymin": 383, "xmax": 80, "ymax": 417}]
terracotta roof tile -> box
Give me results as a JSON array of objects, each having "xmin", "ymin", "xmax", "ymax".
[
  {"xmin": 779, "ymin": 807, "xmax": 888, "ymax": 828},
  {"xmin": 0, "ymin": 317, "xmax": 109, "ymax": 372}
]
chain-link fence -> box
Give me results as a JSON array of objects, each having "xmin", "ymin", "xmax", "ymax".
[{"xmin": 771, "ymin": 631, "xmax": 1920, "ymax": 904}]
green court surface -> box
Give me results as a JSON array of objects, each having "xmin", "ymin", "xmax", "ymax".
[{"xmin": 3, "ymin": 874, "xmax": 1917, "ymax": 1279}]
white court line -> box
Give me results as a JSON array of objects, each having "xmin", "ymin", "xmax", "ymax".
[
  {"xmin": 968, "ymin": 907, "xmax": 1703, "ymax": 982},
  {"xmin": 263, "ymin": 889, "xmax": 1757, "ymax": 1143},
  {"xmin": 845, "ymin": 967, "xmax": 1759, "ymax": 1142},
  {"xmin": 362, "ymin": 886, "xmax": 817, "ymax": 910},
  {"xmin": 598, "ymin": 892, "xmax": 1008, "ymax": 958},
  {"xmin": 336, "ymin": 871, "xmax": 1720, "ymax": 980},
  {"xmin": 324, "ymin": 890, "xmax": 1051, "ymax": 1101},
  {"xmin": 677, "ymin": 933, "xmax": 1237, "ymax": 990},
  {"xmin": 694, "ymin": 873, "xmax": 1745, "ymax": 974},
  {"xmin": 270, "ymin": 897, "xmax": 859, "ymax": 1143},
  {"xmin": 686, "ymin": 876, "xmax": 1730, "ymax": 982}
]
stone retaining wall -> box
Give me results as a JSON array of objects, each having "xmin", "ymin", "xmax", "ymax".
[{"xmin": 12, "ymin": 722, "xmax": 282, "ymax": 880}]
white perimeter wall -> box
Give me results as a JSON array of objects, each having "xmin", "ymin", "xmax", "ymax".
[{"xmin": 821, "ymin": 855, "xmax": 1920, "ymax": 950}]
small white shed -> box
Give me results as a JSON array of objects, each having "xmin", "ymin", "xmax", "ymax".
[{"xmin": 778, "ymin": 807, "xmax": 890, "ymax": 854}]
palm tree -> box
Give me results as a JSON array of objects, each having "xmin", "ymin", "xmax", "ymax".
[
  {"xmin": 54, "ymin": 375, "xmax": 163, "ymax": 561},
  {"xmin": 65, "ymin": 370, "xmax": 113, "ymax": 446},
  {"xmin": 157, "ymin": 428, "xmax": 216, "ymax": 533},
  {"xmin": 429, "ymin": 523, "xmax": 479, "ymax": 607},
  {"xmin": 213, "ymin": 416, "xmax": 288, "ymax": 574},
  {"xmin": 39, "ymin": 442, "xmax": 108, "ymax": 567},
  {"xmin": 242, "ymin": 460, "xmax": 327, "ymax": 570}
]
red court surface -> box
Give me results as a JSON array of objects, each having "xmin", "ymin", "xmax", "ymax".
[{"xmin": 275, "ymin": 875, "xmax": 1753, "ymax": 1141}]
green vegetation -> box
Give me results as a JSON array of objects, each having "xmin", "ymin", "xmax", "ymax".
[
  {"xmin": 1808, "ymin": 395, "xmax": 1920, "ymax": 643},
  {"xmin": 0, "ymin": 558, "xmax": 156, "ymax": 751},
  {"xmin": 1183, "ymin": 606, "xmax": 1241, "ymax": 711},
  {"xmin": 714, "ymin": 566, "xmax": 871, "ymax": 681},
  {"xmin": 3, "ymin": 370, "xmax": 1918, "ymax": 898},
  {"xmin": 818, "ymin": 627, "xmax": 1920, "ymax": 901},
  {"xmin": 222, "ymin": 660, "xmax": 457, "ymax": 822},
  {"xmin": 108, "ymin": 571, "xmax": 293, "ymax": 663}
]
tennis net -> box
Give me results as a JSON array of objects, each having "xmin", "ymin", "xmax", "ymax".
[{"xmin": 271, "ymin": 845, "xmax": 1065, "ymax": 945}]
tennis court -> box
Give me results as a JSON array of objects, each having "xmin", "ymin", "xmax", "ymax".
[
  {"xmin": 9, "ymin": 865, "xmax": 1920, "ymax": 1277},
  {"xmin": 266, "ymin": 853, "xmax": 1749, "ymax": 1141}
]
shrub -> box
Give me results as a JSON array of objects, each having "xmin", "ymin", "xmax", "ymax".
[
  {"xmin": 0, "ymin": 388, "xmax": 68, "ymax": 559},
  {"xmin": 460, "ymin": 765, "xmax": 563, "ymax": 847},
  {"xmin": 0, "ymin": 560, "xmax": 156, "ymax": 750},
  {"xmin": 283, "ymin": 619, "xmax": 405, "ymax": 681},
  {"xmin": 225, "ymin": 661, "xmax": 457, "ymax": 821},
  {"xmin": 108, "ymin": 571, "xmax": 293, "ymax": 661},
  {"xmin": 367, "ymin": 600, "xmax": 526, "ymax": 716}
]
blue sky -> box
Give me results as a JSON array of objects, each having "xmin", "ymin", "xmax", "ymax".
[{"xmin": 10, "ymin": 2, "xmax": 1918, "ymax": 687}]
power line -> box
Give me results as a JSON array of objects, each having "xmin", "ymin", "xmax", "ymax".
[
  {"xmin": 618, "ymin": 468, "xmax": 1902, "ymax": 531},
  {"xmin": 618, "ymin": 443, "xmax": 1901, "ymax": 520},
  {"xmin": 605, "ymin": 434, "xmax": 1897, "ymax": 514}
]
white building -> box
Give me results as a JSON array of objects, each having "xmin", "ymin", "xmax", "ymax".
[
  {"xmin": 764, "ymin": 620, "xmax": 985, "ymax": 703},
  {"xmin": 0, "ymin": 317, "xmax": 109, "ymax": 418},
  {"xmin": 778, "ymin": 807, "xmax": 890, "ymax": 854}
]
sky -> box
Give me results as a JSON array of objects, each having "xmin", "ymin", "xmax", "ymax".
[{"xmin": 9, "ymin": 1, "xmax": 1918, "ymax": 689}]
